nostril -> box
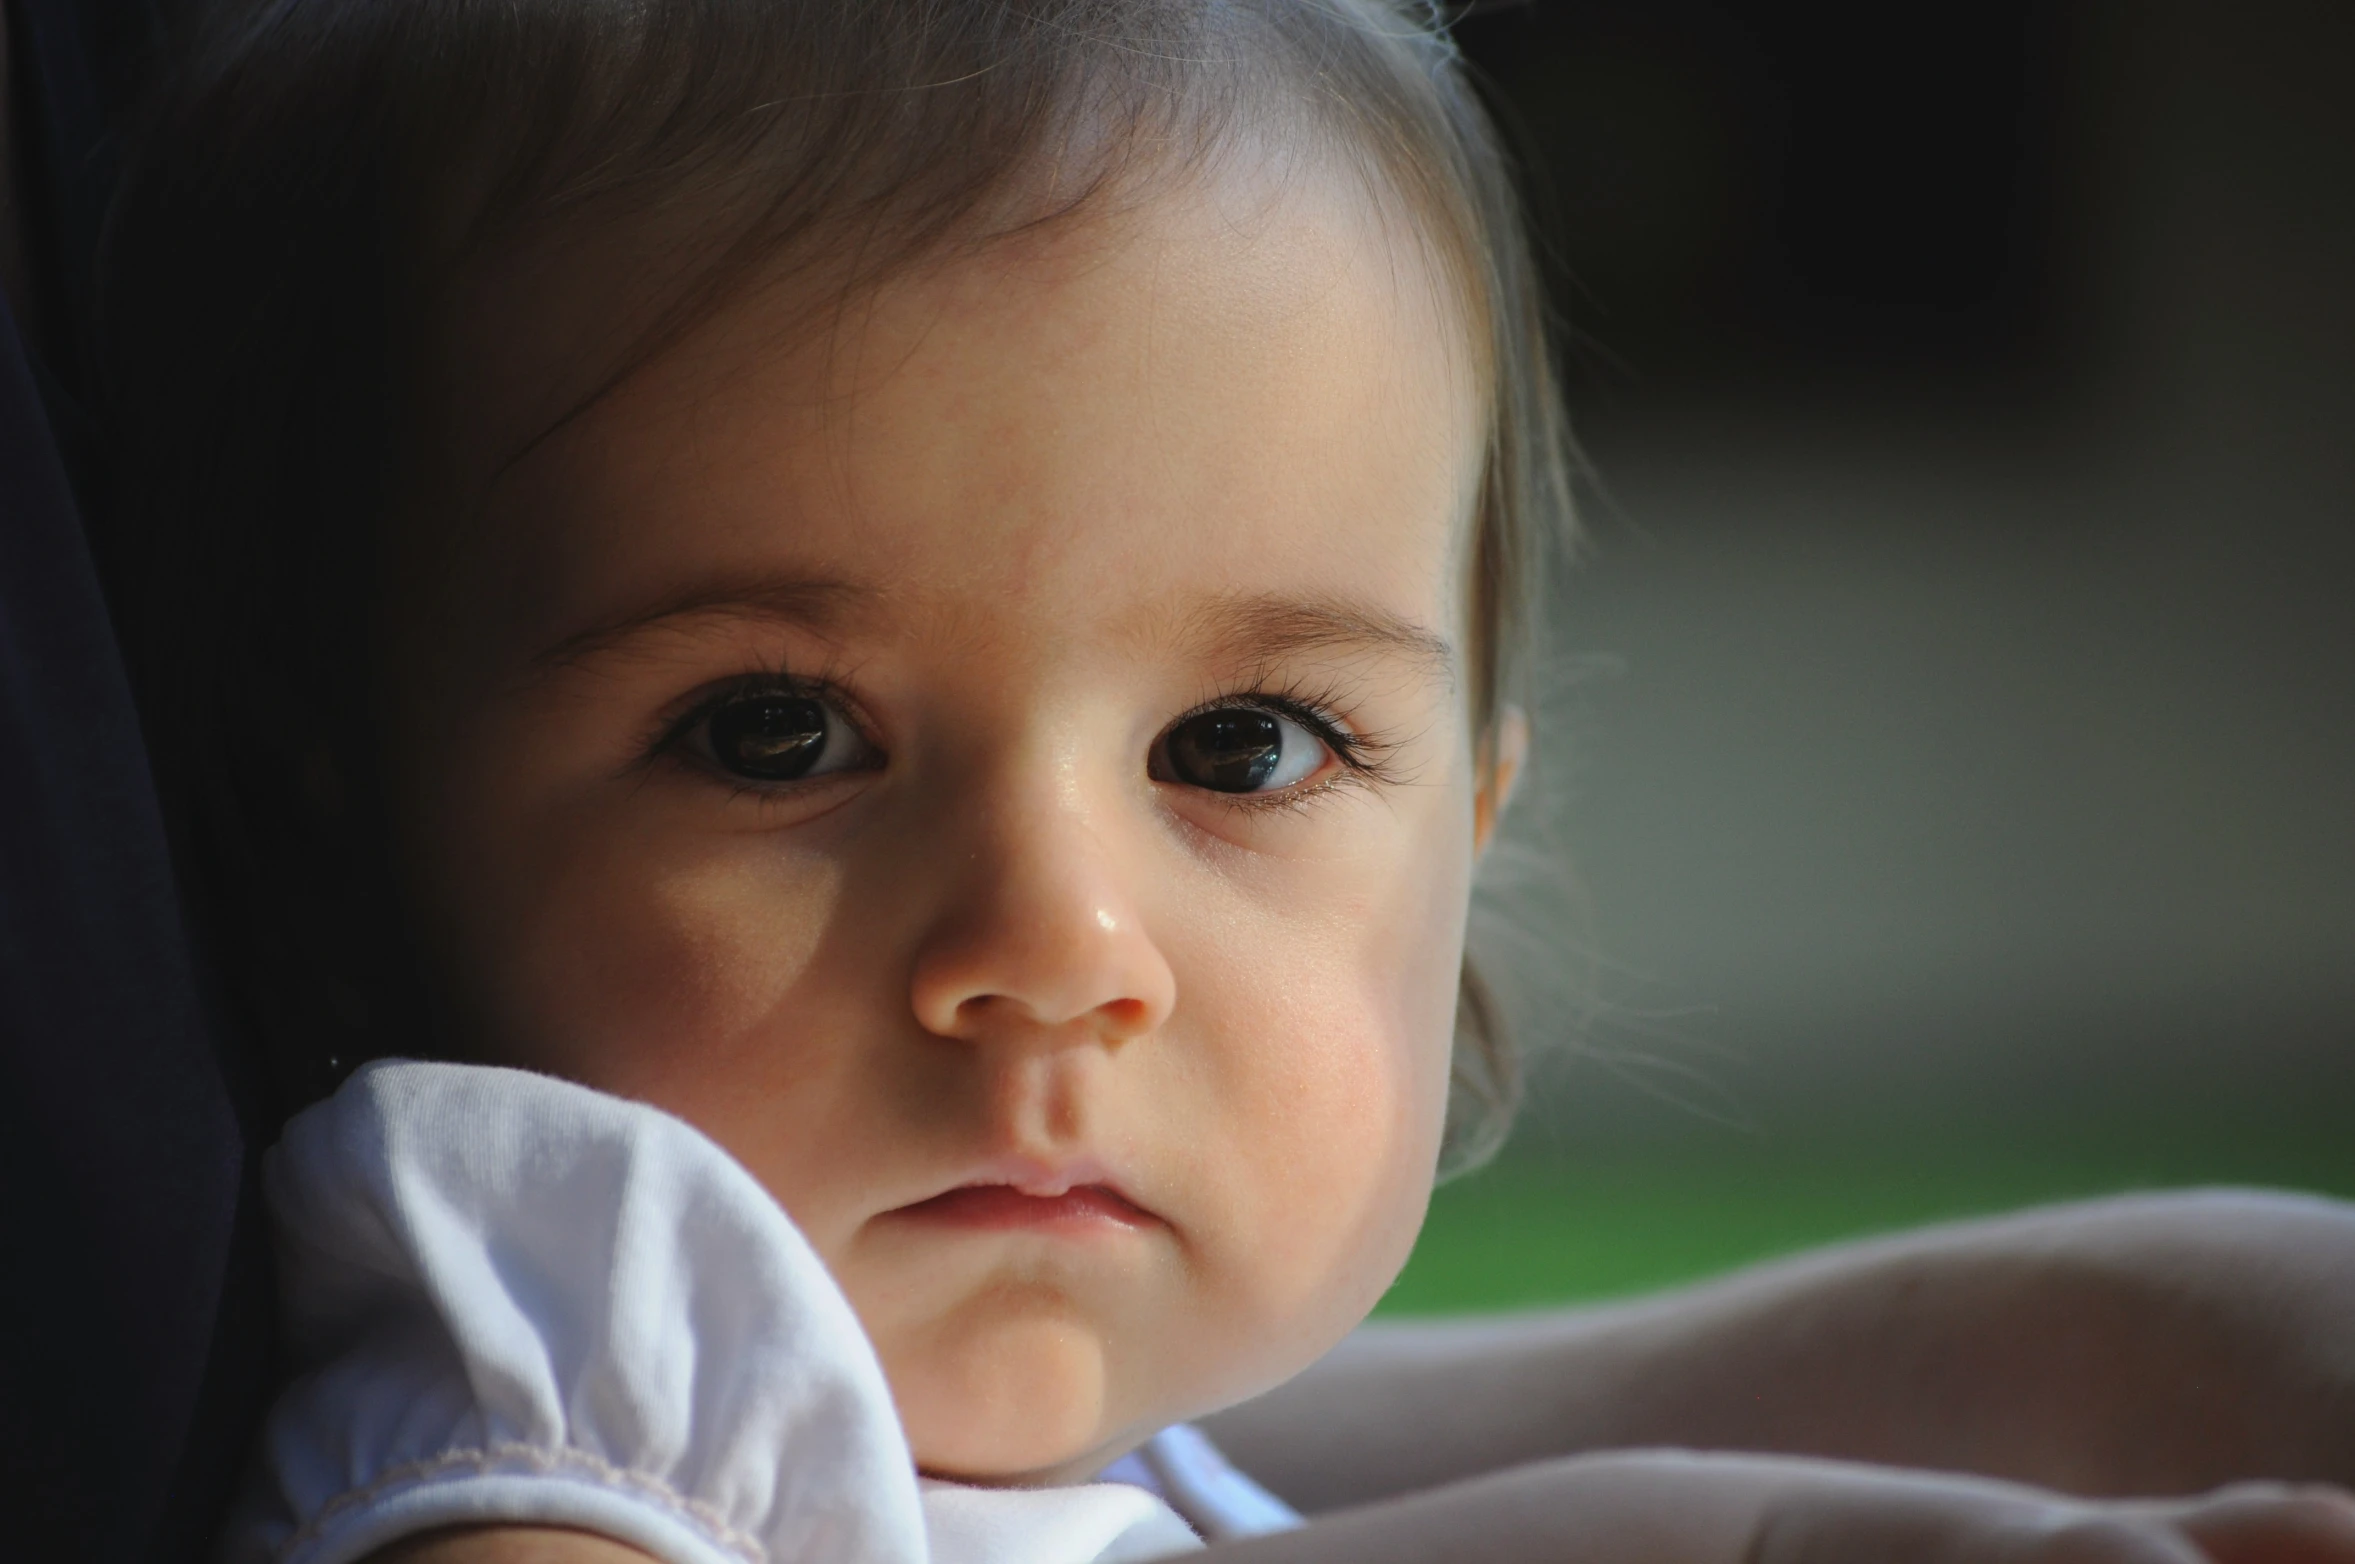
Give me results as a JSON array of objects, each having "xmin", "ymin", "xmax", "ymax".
[
  {"xmin": 952, "ymin": 993, "xmax": 1005, "ymax": 1028},
  {"xmin": 1098, "ymin": 997, "xmax": 1153, "ymax": 1037},
  {"xmin": 933, "ymin": 991, "xmax": 1154, "ymax": 1043}
]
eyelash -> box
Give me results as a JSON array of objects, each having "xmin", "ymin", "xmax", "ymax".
[
  {"xmin": 1165, "ymin": 679, "xmax": 1403, "ymax": 816},
  {"xmin": 643, "ymin": 662, "xmax": 869, "ymax": 779},
  {"xmin": 644, "ymin": 665, "xmax": 1403, "ymax": 812}
]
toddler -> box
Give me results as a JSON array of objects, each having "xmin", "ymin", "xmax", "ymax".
[{"xmin": 95, "ymin": 2, "xmax": 2355, "ymax": 1562}]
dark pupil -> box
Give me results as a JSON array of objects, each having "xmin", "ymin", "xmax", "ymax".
[
  {"xmin": 1166, "ymin": 709, "xmax": 1283, "ymax": 792},
  {"xmin": 707, "ymin": 694, "xmax": 828, "ymax": 780}
]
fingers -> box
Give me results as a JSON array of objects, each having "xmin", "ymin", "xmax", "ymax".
[
  {"xmin": 2154, "ymin": 1484, "xmax": 2355, "ymax": 1564},
  {"xmin": 2012, "ymin": 1516, "xmax": 2218, "ymax": 1564},
  {"xmin": 1753, "ymin": 1480, "xmax": 2214, "ymax": 1564}
]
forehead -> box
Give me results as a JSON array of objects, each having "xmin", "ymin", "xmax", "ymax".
[{"xmin": 435, "ymin": 153, "xmax": 1486, "ymax": 677}]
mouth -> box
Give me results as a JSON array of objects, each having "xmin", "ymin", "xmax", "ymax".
[{"xmin": 892, "ymin": 1163, "xmax": 1160, "ymax": 1234}]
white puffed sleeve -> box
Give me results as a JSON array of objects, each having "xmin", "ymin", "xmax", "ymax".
[{"xmin": 224, "ymin": 1060, "xmax": 1199, "ymax": 1564}]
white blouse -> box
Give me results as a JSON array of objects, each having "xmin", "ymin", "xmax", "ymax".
[{"xmin": 224, "ymin": 1061, "xmax": 1300, "ymax": 1564}]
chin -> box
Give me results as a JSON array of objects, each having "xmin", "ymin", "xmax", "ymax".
[{"xmin": 889, "ymin": 1308, "xmax": 1129, "ymax": 1483}]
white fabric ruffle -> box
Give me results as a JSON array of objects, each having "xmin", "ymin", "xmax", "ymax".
[{"xmin": 223, "ymin": 1060, "xmax": 1201, "ymax": 1564}]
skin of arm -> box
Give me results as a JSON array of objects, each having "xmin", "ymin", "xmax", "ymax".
[
  {"xmin": 370, "ymin": 1528, "xmax": 662, "ymax": 1563},
  {"xmin": 1201, "ymin": 1189, "xmax": 2355, "ymax": 1512}
]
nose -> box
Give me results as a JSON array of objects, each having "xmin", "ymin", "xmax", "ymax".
[{"xmin": 906, "ymin": 784, "xmax": 1176, "ymax": 1048}]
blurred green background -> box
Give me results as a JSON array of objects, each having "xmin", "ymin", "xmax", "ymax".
[
  {"xmin": 1380, "ymin": 3, "xmax": 2355, "ymax": 1316},
  {"xmin": 1382, "ymin": 1108, "xmax": 2355, "ymax": 1315}
]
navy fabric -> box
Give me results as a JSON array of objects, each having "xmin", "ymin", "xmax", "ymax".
[{"xmin": 0, "ymin": 0, "xmax": 274, "ymax": 1559}]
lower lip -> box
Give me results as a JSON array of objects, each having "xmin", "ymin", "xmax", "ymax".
[{"xmin": 896, "ymin": 1183, "xmax": 1156, "ymax": 1233}]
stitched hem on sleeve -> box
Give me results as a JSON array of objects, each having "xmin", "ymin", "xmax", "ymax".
[{"xmin": 280, "ymin": 1442, "xmax": 768, "ymax": 1564}]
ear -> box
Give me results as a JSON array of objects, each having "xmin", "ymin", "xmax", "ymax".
[{"xmin": 1471, "ymin": 705, "xmax": 1528, "ymax": 857}]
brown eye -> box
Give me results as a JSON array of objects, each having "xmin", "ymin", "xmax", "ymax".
[
  {"xmin": 703, "ymin": 691, "xmax": 862, "ymax": 782},
  {"xmin": 1156, "ymin": 707, "xmax": 1327, "ymax": 793}
]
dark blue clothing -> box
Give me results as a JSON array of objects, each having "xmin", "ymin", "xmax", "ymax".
[{"xmin": 0, "ymin": 0, "xmax": 272, "ymax": 1558}]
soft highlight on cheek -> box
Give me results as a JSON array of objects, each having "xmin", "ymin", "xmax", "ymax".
[{"xmin": 1152, "ymin": 881, "xmax": 1454, "ymax": 1406}]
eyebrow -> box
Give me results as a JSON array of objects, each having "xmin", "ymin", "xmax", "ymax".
[
  {"xmin": 1179, "ymin": 592, "xmax": 1457, "ymax": 688},
  {"xmin": 527, "ymin": 573, "xmax": 880, "ymax": 671},
  {"xmin": 524, "ymin": 573, "xmax": 1455, "ymax": 687}
]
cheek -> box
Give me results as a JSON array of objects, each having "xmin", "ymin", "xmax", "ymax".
[
  {"xmin": 447, "ymin": 802, "xmax": 842, "ymax": 1104},
  {"xmin": 1167, "ymin": 820, "xmax": 1473, "ymax": 1398},
  {"xmin": 450, "ymin": 818, "xmax": 939, "ymax": 1248}
]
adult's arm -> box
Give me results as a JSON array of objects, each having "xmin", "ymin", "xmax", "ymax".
[
  {"xmin": 1201, "ymin": 1188, "xmax": 2355, "ymax": 1512},
  {"xmin": 372, "ymin": 1453, "xmax": 2355, "ymax": 1564}
]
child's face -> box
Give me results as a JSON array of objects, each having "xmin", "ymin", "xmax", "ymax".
[{"xmin": 392, "ymin": 156, "xmax": 1502, "ymax": 1482}]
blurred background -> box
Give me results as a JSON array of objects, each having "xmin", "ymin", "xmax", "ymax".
[{"xmin": 1383, "ymin": 0, "xmax": 2355, "ymax": 1313}]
